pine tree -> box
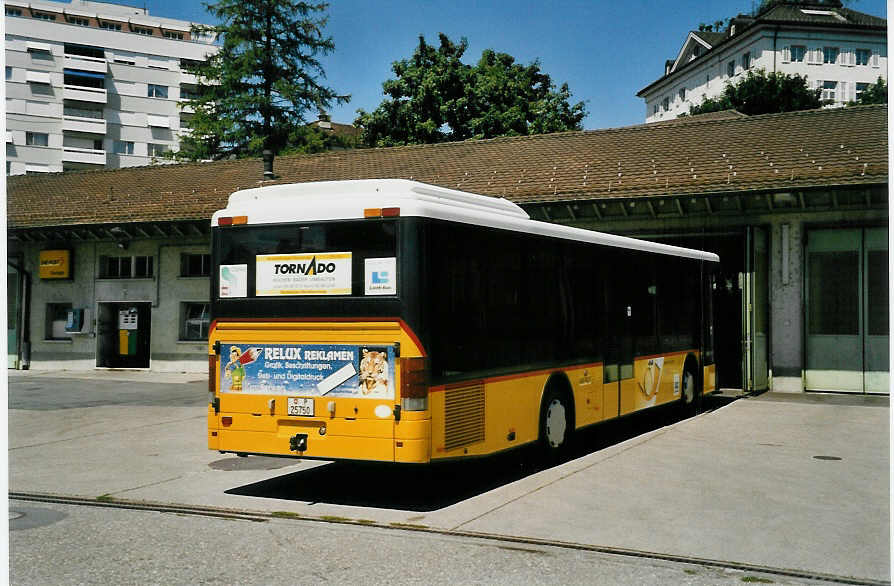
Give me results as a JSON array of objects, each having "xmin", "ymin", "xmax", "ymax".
[{"xmin": 179, "ymin": 0, "xmax": 348, "ymax": 160}]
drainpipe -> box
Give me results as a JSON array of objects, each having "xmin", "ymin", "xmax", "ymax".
[{"xmin": 8, "ymin": 260, "xmax": 31, "ymax": 369}]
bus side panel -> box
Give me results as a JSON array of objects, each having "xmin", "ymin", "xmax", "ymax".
[
  {"xmin": 567, "ymin": 364, "xmax": 604, "ymax": 429},
  {"xmin": 620, "ymin": 350, "xmax": 695, "ymax": 416},
  {"xmin": 703, "ymin": 363, "xmax": 716, "ymax": 394}
]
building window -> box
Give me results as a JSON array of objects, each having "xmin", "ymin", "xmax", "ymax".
[
  {"xmin": 100, "ymin": 21, "xmax": 122, "ymax": 31},
  {"xmin": 64, "ymin": 70, "xmax": 105, "ymax": 89},
  {"xmin": 822, "ymin": 80, "xmax": 837, "ymax": 102},
  {"xmin": 64, "ymin": 44, "xmax": 104, "ymax": 59},
  {"xmin": 6, "ymin": 7, "xmax": 22, "ymax": 16},
  {"xmin": 68, "ymin": 16, "xmax": 89, "ymax": 26},
  {"xmin": 5, "ymin": 66, "xmax": 12, "ymax": 80},
  {"xmin": 652, "ymin": 104, "xmax": 659, "ymax": 115},
  {"xmin": 180, "ymin": 302, "xmax": 210, "ymax": 340},
  {"xmin": 790, "ymin": 46, "xmax": 806, "ymax": 62},
  {"xmin": 661, "ymin": 96, "xmax": 669, "ymax": 111},
  {"xmin": 742, "ymin": 52, "xmax": 752, "ymax": 70},
  {"xmin": 45, "ymin": 303, "xmax": 73, "ymax": 340},
  {"xmin": 678, "ymin": 87, "xmax": 686, "ymax": 101},
  {"xmin": 132, "ymin": 26, "xmax": 153, "ymax": 36},
  {"xmin": 180, "ymin": 253, "xmax": 211, "ymax": 277},
  {"xmin": 100, "ymin": 255, "xmax": 154, "ymax": 279},
  {"xmin": 147, "ymin": 143, "xmax": 169, "ymax": 157},
  {"xmin": 148, "ymin": 84, "xmax": 168, "ymax": 98},
  {"xmin": 855, "ymin": 82, "xmax": 869, "ymax": 100},
  {"xmin": 112, "ymin": 140, "xmax": 134, "ymax": 155},
  {"xmin": 25, "ymin": 132, "xmax": 49, "ymax": 147},
  {"xmin": 727, "ymin": 60, "xmax": 735, "ymax": 78},
  {"xmin": 855, "ymin": 49, "xmax": 871, "ymax": 66},
  {"xmin": 163, "ymin": 31, "xmax": 184, "ymax": 40},
  {"xmin": 32, "ymin": 11, "xmax": 56, "ymax": 21},
  {"xmin": 823, "ymin": 47, "xmax": 839, "ymax": 64}
]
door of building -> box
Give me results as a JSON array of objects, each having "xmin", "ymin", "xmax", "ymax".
[
  {"xmin": 744, "ymin": 226, "xmax": 769, "ymax": 392},
  {"xmin": 7, "ymin": 265, "xmax": 20, "ymax": 369},
  {"xmin": 96, "ymin": 302, "xmax": 152, "ymax": 368},
  {"xmin": 805, "ymin": 227, "xmax": 888, "ymax": 393}
]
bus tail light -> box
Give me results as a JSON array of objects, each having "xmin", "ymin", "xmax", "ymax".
[{"xmin": 400, "ymin": 357, "xmax": 429, "ymax": 411}]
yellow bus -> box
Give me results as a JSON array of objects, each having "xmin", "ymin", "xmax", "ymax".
[{"xmin": 208, "ymin": 179, "xmax": 719, "ymax": 464}]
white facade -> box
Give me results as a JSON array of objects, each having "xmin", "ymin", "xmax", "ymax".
[
  {"xmin": 5, "ymin": 0, "xmax": 217, "ymax": 175},
  {"xmin": 639, "ymin": 6, "xmax": 887, "ymax": 123}
]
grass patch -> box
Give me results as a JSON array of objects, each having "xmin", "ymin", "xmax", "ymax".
[
  {"xmin": 96, "ymin": 494, "xmax": 116, "ymax": 502},
  {"xmin": 270, "ymin": 511, "xmax": 302, "ymax": 519},
  {"xmin": 683, "ymin": 569, "xmax": 697, "ymax": 575},
  {"xmin": 355, "ymin": 519, "xmax": 377, "ymax": 526},
  {"xmin": 389, "ymin": 522, "xmax": 428, "ymax": 530},
  {"xmin": 319, "ymin": 515, "xmax": 353, "ymax": 523},
  {"xmin": 741, "ymin": 577, "xmax": 774, "ymax": 584}
]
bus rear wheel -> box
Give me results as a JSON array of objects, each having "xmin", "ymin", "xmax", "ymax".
[
  {"xmin": 539, "ymin": 389, "xmax": 572, "ymax": 462},
  {"xmin": 679, "ymin": 365, "xmax": 699, "ymax": 417}
]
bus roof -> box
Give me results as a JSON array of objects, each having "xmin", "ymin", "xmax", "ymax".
[{"xmin": 214, "ymin": 179, "xmax": 719, "ymax": 263}]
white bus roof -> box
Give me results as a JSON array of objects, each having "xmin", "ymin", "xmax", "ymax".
[{"xmin": 214, "ymin": 179, "xmax": 719, "ymax": 263}]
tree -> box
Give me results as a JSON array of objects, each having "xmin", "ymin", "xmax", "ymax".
[
  {"xmin": 178, "ymin": 0, "xmax": 348, "ymax": 160},
  {"xmin": 856, "ymin": 76, "xmax": 887, "ymax": 105},
  {"xmin": 354, "ymin": 34, "xmax": 587, "ymax": 147},
  {"xmin": 686, "ymin": 69, "xmax": 821, "ymax": 117}
]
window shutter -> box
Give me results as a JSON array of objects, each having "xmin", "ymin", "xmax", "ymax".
[
  {"xmin": 782, "ymin": 46, "xmax": 790, "ymax": 63},
  {"xmin": 871, "ymin": 52, "xmax": 880, "ymax": 68}
]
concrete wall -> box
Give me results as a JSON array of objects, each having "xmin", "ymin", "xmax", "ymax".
[{"xmin": 12, "ymin": 236, "xmax": 211, "ymax": 373}]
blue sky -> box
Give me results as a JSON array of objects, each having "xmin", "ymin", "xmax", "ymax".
[{"xmin": 104, "ymin": 0, "xmax": 887, "ymax": 130}]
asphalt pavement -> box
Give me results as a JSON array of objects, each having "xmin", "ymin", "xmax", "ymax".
[{"xmin": 8, "ymin": 369, "xmax": 891, "ymax": 584}]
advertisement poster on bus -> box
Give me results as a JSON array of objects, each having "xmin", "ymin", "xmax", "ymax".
[
  {"xmin": 220, "ymin": 343, "xmax": 396, "ymax": 399},
  {"xmin": 255, "ymin": 252, "xmax": 352, "ymax": 296}
]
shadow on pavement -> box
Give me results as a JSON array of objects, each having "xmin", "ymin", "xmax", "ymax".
[{"xmin": 225, "ymin": 397, "xmax": 735, "ymax": 512}]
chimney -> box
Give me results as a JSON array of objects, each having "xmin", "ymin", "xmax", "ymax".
[{"xmin": 262, "ymin": 149, "xmax": 276, "ymax": 180}]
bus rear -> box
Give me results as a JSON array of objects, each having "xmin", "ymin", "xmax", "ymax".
[{"xmin": 207, "ymin": 182, "xmax": 430, "ymax": 464}]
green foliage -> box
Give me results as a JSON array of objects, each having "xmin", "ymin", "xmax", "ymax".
[
  {"xmin": 856, "ymin": 76, "xmax": 887, "ymax": 105},
  {"xmin": 686, "ymin": 69, "xmax": 821, "ymax": 116},
  {"xmin": 354, "ymin": 33, "xmax": 587, "ymax": 147},
  {"xmin": 177, "ymin": 0, "xmax": 348, "ymax": 160}
]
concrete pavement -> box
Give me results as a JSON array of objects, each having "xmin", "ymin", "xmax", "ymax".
[{"xmin": 8, "ymin": 369, "xmax": 890, "ymax": 583}]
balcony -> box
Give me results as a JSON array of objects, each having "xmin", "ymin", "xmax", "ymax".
[
  {"xmin": 62, "ymin": 146, "xmax": 106, "ymax": 166},
  {"xmin": 63, "ymin": 85, "xmax": 107, "ymax": 104},
  {"xmin": 63, "ymin": 54, "xmax": 107, "ymax": 74},
  {"xmin": 62, "ymin": 114, "xmax": 107, "ymax": 135}
]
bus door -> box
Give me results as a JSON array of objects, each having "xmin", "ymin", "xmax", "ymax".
[{"xmin": 602, "ymin": 273, "xmax": 633, "ymax": 420}]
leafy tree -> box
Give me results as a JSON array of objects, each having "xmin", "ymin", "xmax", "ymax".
[
  {"xmin": 856, "ymin": 76, "xmax": 887, "ymax": 105},
  {"xmin": 686, "ymin": 69, "xmax": 821, "ymax": 116},
  {"xmin": 178, "ymin": 0, "xmax": 348, "ymax": 160},
  {"xmin": 354, "ymin": 34, "xmax": 587, "ymax": 147}
]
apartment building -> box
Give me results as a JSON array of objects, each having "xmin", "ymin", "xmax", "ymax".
[
  {"xmin": 637, "ymin": 0, "xmax": 886, "ymax": 123},
  {"xmin": 5, "ymin": 0, "xmax": 217, "ymax": 175}
]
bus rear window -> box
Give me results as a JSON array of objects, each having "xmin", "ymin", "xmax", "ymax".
[{"xmin": 214, "ymin": 220, "xmax": 397, "ymax": 298}]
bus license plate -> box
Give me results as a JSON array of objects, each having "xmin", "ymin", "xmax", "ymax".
[{"xmin": 287, "ymin": 397, "xmax": 314, "ymax": 417}]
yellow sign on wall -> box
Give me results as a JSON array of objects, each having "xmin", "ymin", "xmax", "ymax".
[{"xmin": 39, "ymin": 250, "xmax": 72, "ymax": 279}]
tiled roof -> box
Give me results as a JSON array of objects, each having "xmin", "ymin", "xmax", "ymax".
[
  {"xmin": 7, "ymin": 105, "xmax": 887, "ymax": 230},
  {"xmin": 761, "ymin": 3, "xmax": 886, "ymax": 28},
  {"xmin": 691, "ymin": 31, "xmax": 726, "ymax": 46}
]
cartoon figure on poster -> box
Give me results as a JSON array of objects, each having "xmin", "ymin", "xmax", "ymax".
[
  {"xmin": 358, "ymin": 347, "xmax": 389, "ymax": 396},
  {"xmin": 224, "ymin": 346, "xmax": 261, "ymax": 391}
]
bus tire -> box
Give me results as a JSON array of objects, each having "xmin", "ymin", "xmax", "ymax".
[
  {"xmin": 538, "ymin": 385, "xmax": 573, "ymax": 462},
  {"xmin": 679, "ymin": 358, "xmax": 700, "ymax": 417}
]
